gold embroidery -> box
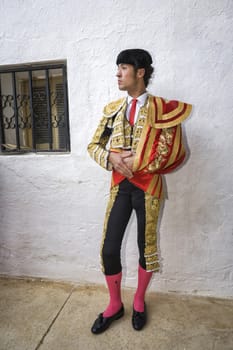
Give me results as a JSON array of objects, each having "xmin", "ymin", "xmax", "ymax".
[
  {"xmin": 132, "ymin": 119, "xmax": 151, "ymax": 171},
  {"xmin": 110, "ymin": 102, "xmax": 152, "ymax": 153},
  {"xmin": 144, "ymin": 194, "xmax": 161, "ymax": 272},
  {"xmin": 147, "ymin": 174, "xmax": 161, "ymax": 197},
  {"xmin": 131, "ymin": 115, "xmax": 147, "ymax": 152},
  {"xmin": 88, "ymin": 94, "xmax": 191, "ymax": 198},
  {"xmin": 148, "ymin": 127, "xmax": 175, "ymax": 172},
  {"xmin": 100, "ymin": 185, "xmax": 119, "ymax": 273},
  {"xmin": 103, "ymin": 98, "xmax": 125, "ymax": 117},
  {"xmin": 154, "ymin": 96, "xmax": 162, "ymax": 122},
  {"xmin": 165, "ymin": 125, "xmax": 181, "ymax": 168},
  {"xmin": 87, "ymin": 115, "xmax": 111, "ymax": 169}
]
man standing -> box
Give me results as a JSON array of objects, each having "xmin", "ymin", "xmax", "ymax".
[{"xmin": 88, "ymin": 49, "xmax": 192, "ymax": 334}]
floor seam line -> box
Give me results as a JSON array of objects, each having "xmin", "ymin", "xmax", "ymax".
[{"xmin": 34, "ymin": 286, "xmax": 75, "ymax": 350}]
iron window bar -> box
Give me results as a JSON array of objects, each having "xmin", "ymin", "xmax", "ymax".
[{"xmin": 0, "ymin": 62, "xmax": 70, "ymax": 154}]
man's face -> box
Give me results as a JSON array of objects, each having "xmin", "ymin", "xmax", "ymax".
[{"xmin": 116, "ymin": 64, "xmax": 138, "ymax": 91}]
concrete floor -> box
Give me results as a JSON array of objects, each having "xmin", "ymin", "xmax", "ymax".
[{"xmin": 0, "ymin": 277, "xmax": 233, "ymax": 350}]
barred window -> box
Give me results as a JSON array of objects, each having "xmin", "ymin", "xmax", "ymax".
[{"xmin": 0, "ymin": 61, "xmax": 70, "ymax": 154}]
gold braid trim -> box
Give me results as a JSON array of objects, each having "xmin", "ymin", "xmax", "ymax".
[
  {"xmin": 110, "ymin": 106, "xmax": 127, "ymax": 149},
  {"xmin": 87, "ymin": 116, "xmax": 111, "ymax": 169},
  {"xmin": 132, "ymin": 101, "xmax": 151, "ymax": 171},
  {"xmin": 164, "ymin": 124, "xmax": 183, "ymax": 169},
  {"xmin": 153, "ymin": 97, "xmax": 192, "ymax": 128},
  {"xmin": 147, "ymin": 174, "xmax": 163, "ymax": 198},
  {"xmin": 144, "ymin": 194, "xmax": 161, "ymax": 272},
  {"xmin": 159, "ymin": 100, "xmax": 185, "ymax": 120},
  {"xmin": 133, "ymin": 96, "xmax": 191, "ymax": 173},
  {"xmin": 103, "ymin": 98, "xmax": 126, "ymax": 118},
  {"xmin": 147, "ymin": 127, "xmax": 176, "ymax": 172},
  {"xmin": 100, "ymin": 185, "xmax": 119, "ymax": 273}
]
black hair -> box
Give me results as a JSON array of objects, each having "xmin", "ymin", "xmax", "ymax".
[{"xmin": 116, "ymin": 49, "xmax": 154, "ymax": 87}]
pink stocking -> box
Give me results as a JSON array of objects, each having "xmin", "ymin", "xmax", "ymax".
[
  {"xmin": 134, "ymin": 265, "xmax": 153, "ymax": 312},
  {"xmin": 103, "ymin": 272, "xmax": 122, "ymax": 317}
]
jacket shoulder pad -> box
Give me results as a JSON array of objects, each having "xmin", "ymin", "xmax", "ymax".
[{"xmin": 103, "ymin": 98, "xmax": 125, "ymax": 118}]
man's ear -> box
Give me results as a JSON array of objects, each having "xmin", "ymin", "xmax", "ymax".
[{"xmin": 136, "ymin": 68, "xmax": 145, "ymax": 79}]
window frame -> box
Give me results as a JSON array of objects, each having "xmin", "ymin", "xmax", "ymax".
[{"xmin": 0, "ymin": 60, "xmax": 70, "ymax": 154}]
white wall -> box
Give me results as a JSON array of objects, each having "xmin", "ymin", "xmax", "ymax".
[{"xmin": 0, "ymin": 0, "xmax": 232, "ymax": 298}]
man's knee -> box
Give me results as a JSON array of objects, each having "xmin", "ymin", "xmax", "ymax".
[{"xmin": 101, "ymin": 245, "xmax": 121, "ymax": 275}]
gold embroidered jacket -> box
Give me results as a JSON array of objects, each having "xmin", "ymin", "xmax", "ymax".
[{"xmin": 87, "ymin": 94, "xmax": 192, "ymax": 198}]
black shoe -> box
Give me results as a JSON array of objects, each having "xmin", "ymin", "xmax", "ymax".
[
  {"xmin": 132, "ymin": 303, "xmax": 147, "ymax": 331},
  {"xmin": 91, "ymin": 305, "xmax": 124, "ymax": 334}
]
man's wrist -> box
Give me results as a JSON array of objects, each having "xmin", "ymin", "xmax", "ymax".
[{"xmin": 107, "ymin": 151, "xmax": 113, "ymax": 171}]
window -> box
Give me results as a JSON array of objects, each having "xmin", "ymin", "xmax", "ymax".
[{"xmin": 0, "ymin": 61, "xmax": 70, "ymax": 154}]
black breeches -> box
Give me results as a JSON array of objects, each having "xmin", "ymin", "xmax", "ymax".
[{"xmin": 101, "ymin": 179, "xmax": 148, "ymax": 275}]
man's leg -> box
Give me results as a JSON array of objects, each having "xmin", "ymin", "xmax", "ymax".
[
  {"xmin": 91, "ymin": 181, "xmax": 133, "ymax": 334},
  {"xmin": 103, "ymin": 272, "xmax": 122, "ymax": 317},
  {"xmin": 134, "ymin": 264, "xmax": 153, "ymax": 312},
  {"xmin": 101, "ymin": 180, "xmax": 133, "ymax": 316},
  {"xmin": 132, "ymin": 188, "xmax": 160, "ymax": 329}
]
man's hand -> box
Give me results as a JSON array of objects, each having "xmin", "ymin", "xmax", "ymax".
[
  {"xmin": 121, "ymin": 150, "xmax": 135, "ymax": 171},
  {"xmin": 109, "ymin": 151, "xmax": 134, "ymax": 178}
]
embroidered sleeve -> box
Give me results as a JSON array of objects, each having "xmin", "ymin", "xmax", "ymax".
[{"xmin": 87, "ymin": 116, "xmax": 113, "ymax": 170}]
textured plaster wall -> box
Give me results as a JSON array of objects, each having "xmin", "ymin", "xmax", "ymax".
[{"xmin": 0, "ymin": 0, "xmax": 232, "ymax": 297}]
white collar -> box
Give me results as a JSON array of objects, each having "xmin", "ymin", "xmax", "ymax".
[{"xmin": 127, "ymin": 91, "xmax": 148, "ymax": 107}]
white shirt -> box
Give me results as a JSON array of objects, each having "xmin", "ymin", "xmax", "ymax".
[{"xmin": 126, "ymin": 92, "xmax": 148, "ymax": 123}]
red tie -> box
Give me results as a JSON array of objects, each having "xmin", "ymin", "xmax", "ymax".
[{"xmin": 129, "ymin": 98, "xmax": 137, "ymax": 126}]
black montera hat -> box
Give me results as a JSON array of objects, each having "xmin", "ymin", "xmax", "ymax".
[{"xmin": 116, "ymin": 49, "xmax": 153, "ymax": 68}]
